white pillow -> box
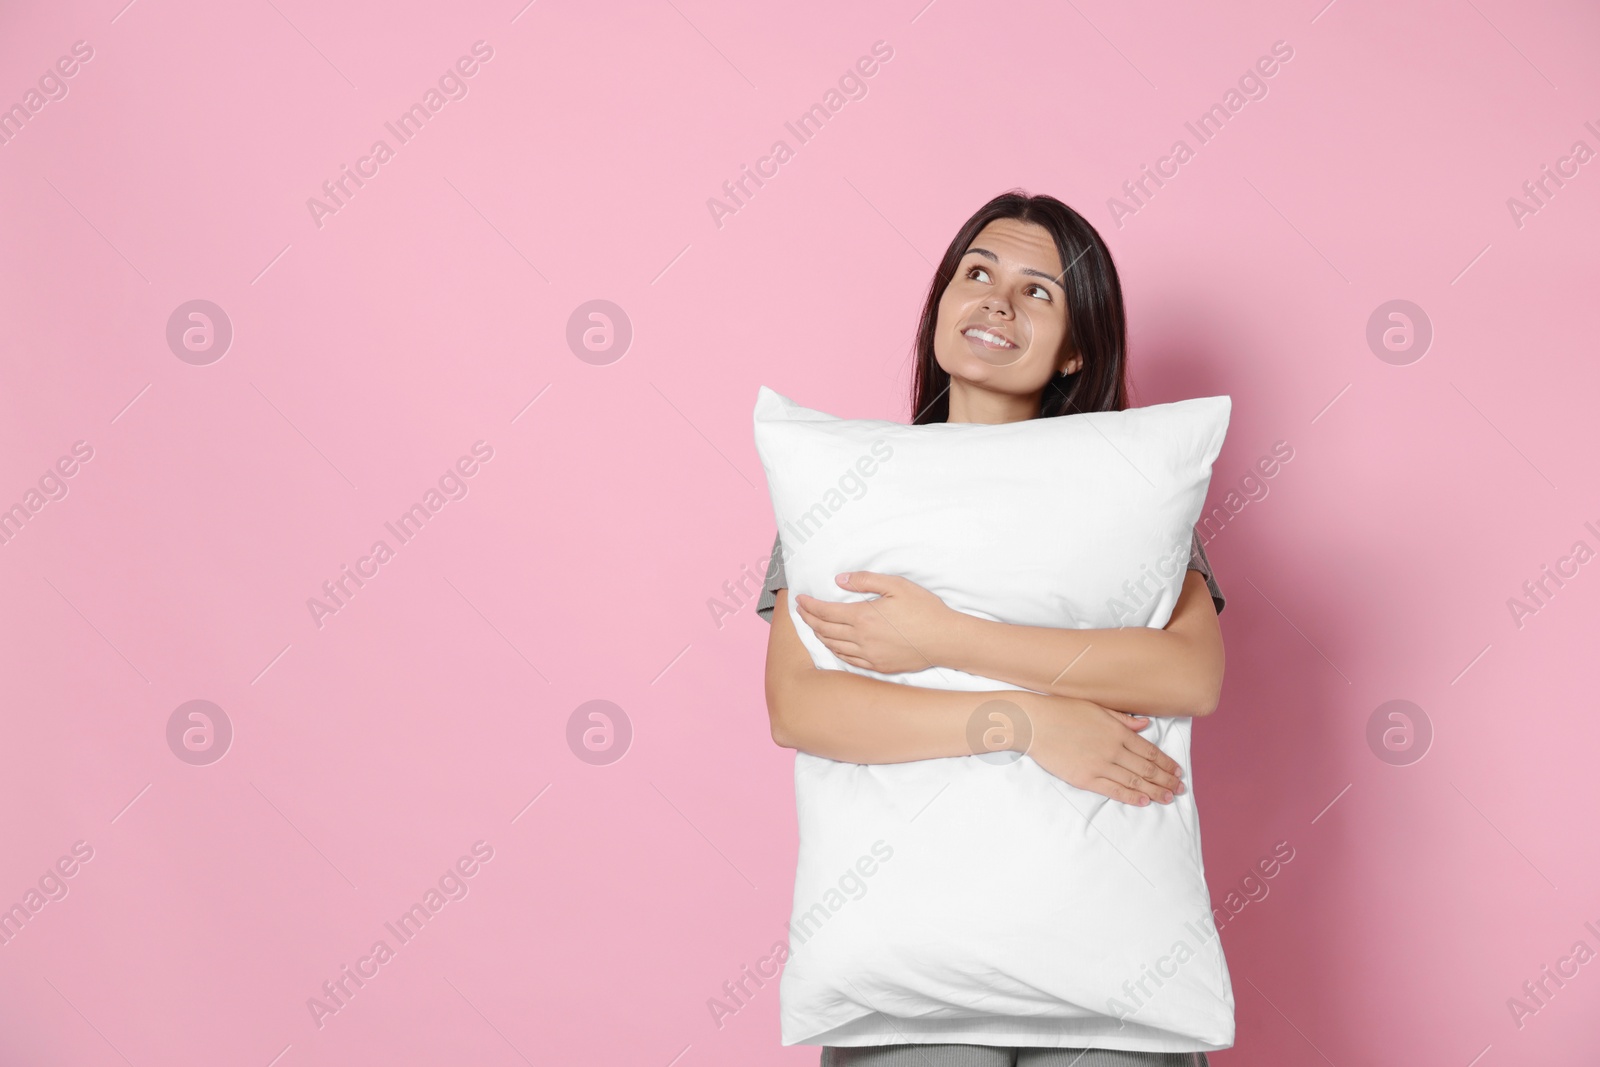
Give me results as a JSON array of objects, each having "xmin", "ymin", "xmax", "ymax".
[{"xmin": 752, "ymin": 385, "xmax": 1236, "ymax": 1053}]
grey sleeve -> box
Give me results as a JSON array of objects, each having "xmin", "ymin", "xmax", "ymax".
[
  {"xmin": 1188, "ymin": 529, "xmax": 1226, "ymax": 616},
  {"xmin": 755, "ymin": 532, "xmax": 785, "ymax": 624}
]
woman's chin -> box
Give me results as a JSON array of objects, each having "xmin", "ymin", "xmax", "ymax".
[
  {"xmin": 941, "ymin": 358, "xmax": 1030, "ymax": 388},
  {"xmin": 960, "ymin": 337, "xmax": 1027, "ymax": 368}
]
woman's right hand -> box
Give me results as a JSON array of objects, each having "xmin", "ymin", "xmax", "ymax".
[{"xmin": 1013, "ymin": 692, "xmax": 1186, "ymax": 806}]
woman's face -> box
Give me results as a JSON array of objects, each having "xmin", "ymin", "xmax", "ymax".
[{"xmin": 933, "ymin": 218, "xmax": 1080, "ymax": 395}]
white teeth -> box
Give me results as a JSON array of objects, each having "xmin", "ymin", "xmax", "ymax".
[{"xmin": 965, "ymin": 328, "xmax": 1015, "ymax": 348}]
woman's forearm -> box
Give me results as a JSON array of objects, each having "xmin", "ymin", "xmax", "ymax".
[
  {"xmin": 766, "ymin": 665, "xmax": 1187, "ymax": 806},
  {"xmin": 769, "ymin": 665, "xmax": 1025, "ymax": 764},
  {"xmin": 938, "ymin": 621, "xmax": 1209, "ymax": 716},
  {"xmin": 932, "ymin": 600, "xmax": 1223, "ymax": 718}
]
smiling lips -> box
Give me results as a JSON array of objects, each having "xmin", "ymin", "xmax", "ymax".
[
  {"xmin": 962, "ymin": 325, "xmax": 1022, "ymax": 365},
  {"xmin": 963, "ymin": 325, "xmax": 1017, "ymax": 350}
]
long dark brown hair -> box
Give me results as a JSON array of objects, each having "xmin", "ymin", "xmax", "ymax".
[{"xmin": 909, "ymin": 190, "xmax": 1131, "ymax": 424}]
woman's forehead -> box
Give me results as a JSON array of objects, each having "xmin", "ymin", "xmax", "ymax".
[{"xmin": 963, "ymin": 220, "xmax": 1062, "ymax": 275}]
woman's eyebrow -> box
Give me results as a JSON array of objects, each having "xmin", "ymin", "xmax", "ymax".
[{"xmin": 963, "ymin": 246, "xmax": 1065, "ymax": 291}]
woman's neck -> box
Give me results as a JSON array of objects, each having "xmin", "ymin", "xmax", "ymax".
[{"xmin": 945, "ymin": 379, "xmax": 1042, "ymax": 425}]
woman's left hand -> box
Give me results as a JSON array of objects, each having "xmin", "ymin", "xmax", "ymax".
[{"xmin": 793, "ymin": 572, "xmax": 959, "ymax": 675}]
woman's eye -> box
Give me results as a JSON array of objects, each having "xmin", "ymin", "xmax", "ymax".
[{"xmin": 963, "ymin": 265, "xmax": 1049, "ymax": 300}]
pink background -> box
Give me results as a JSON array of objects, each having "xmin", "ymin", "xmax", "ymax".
[{"xmin": 2, "ymin": 0, "xmax": 1598, "ymax": 1063}]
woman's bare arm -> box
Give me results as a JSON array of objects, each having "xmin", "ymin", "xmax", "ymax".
[
  {"xmin": 764, "ymin": 589, "xmax": 1185, "ymax": 805},
  {"xmin": 931, "ymin": 570, "xmax": 1224, "ymax": 718}
]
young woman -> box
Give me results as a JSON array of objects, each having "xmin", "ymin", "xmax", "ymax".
[{"xmin": 757, "ymin": 192, "xmax": 1226, "ymax": 1067}]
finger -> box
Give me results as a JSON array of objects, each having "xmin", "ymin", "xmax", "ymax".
[
  {"xmin": 1111, "ymin": 741, "xmax": 1178, "ymax": 786},
  {"xmin": 1126, "ymin": 734, "xmax": 1183, "ymax": 779},
  {"xmin": 1111, "ymin": 750, "xmax": 1181, "ymax": 799},
  {"xmin": 803, "ymin": 599, "xmax": 881, "ymax": 633},
  {"xmin": 1108, "ymin": 763, "xmax": 1172, "ymax": 804},
  {"xmin": 802, "ymin": 614, "xmax": 858, "ymax": 642},
  {"xmin": 796, "ymin": 594, "xmax": 859, "ymax": 625},
  {"xmin": 1090, "ymin": 777, "xmax": 1152, "ymax": 807},
  {"xmin": 836, "ymin": 571, "xmax": 897, "ymax": 594},
  {"xmin": 794, "ymin": 596, "xmax": 842, "ymax": 626},
  {"xmin": 797, "ymin": 598, "xmax": 872, "ymax": 638},
  {"xmin": 815, "ymin": 636, "xmax": 866, "ymax": 661},
  {"xmin": 1112, "ymin": 750, "xmax": 1178, "ymax": 797},
  {"xmin": 1101, "ymin": 707, "xmax": 1151, "ymax": 731}
]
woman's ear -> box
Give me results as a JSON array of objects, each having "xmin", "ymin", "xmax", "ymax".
[{"xmin": 1059, "ymin": 352, "xmax": 1083, "ymax": 377}]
